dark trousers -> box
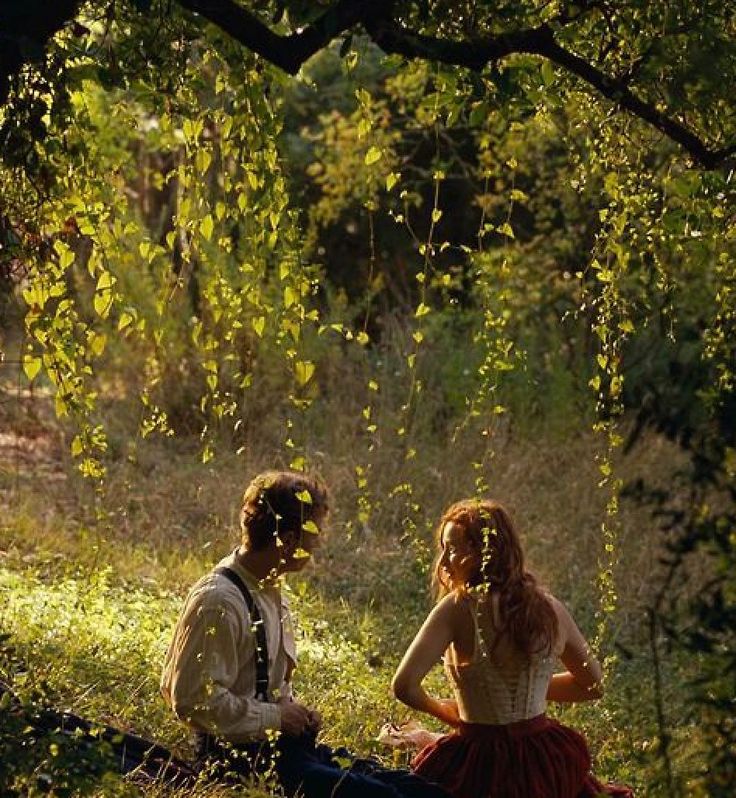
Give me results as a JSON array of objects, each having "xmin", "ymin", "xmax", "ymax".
[{"xmin": 194, "ymin": 731, "xmax": 451, "ymax": 798}]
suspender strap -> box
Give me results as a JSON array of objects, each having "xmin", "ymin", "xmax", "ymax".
[{"xmin": 213, "ymin": 566, "xmax": 269, "ymax": 702}]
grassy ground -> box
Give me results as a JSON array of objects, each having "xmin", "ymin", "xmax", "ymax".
[{"xmin": 0, "ymin": 375, "xmax": 707, "ymax": 797}]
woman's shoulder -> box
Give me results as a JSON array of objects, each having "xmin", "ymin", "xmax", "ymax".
[
  {"xmin": 434, "ymin": 590, "xmax": 475, "ymax": 620},
  {"xmin": 542, "ymin": 592, "xmax": 579, "ymax": 648},
  {"xmin": 544, "ymin": 592, "xmax": 572, "ymax": 619}
]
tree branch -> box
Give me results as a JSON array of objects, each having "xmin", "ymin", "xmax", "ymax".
[
  {"xmin": 1, "ymin": 0, "xmax": 733, "ymax": 169},
  {"xmin": 539, "ymin": 38, "xmax": 735, "ymax": 170},
  {"xmin": 364, "ymin": 18, "xmax": 734, "ymax": 170},
  {"xmin": 176, "ymin": 0, "xmax": 384, "ymax": 75},
  {"xmin": 364, "ymin": 17, "xmax": 555, "ymax": 71},
  {"xmin": 175, "ymin": 2, "xmax": 733, "ymax": 169}
]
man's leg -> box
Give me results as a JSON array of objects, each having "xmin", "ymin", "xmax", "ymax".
[
  {"xmin": 275, "ymin": 738, "xmax": 451, "ymax": 798},
  {"xmin": 355, "ymin": 764, "xmax": 452, "ymax": 798},
  {"xmin": 193, "ymin": 732, "xmax": 275, "ymax": 785}
]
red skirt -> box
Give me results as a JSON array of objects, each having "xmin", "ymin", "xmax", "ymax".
[{"xmin": 412, "ymin": 715, "xmax": 633, "ymax": 798}]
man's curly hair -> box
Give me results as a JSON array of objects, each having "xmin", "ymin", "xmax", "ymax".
[{"xmin": 240, "ymin": 470, "xmax": 329, "ymax": 551}]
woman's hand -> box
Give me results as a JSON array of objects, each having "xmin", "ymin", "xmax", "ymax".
[
  {"xmin": 431, "ymin": 698, "xmax": 461, "ymax": 728},
  {"xmin": 548, "ymin": 596, "xmax": 604, "ymax": 703}
]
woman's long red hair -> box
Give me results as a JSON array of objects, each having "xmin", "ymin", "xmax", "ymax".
[{"xmin": 432, "ymin": 499, "xmax": 557, "ymax": 657}]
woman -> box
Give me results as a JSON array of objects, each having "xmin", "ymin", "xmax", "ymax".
[{"xmin": 392, "ymin": 499, "xmax": 633, "ymax": 798}]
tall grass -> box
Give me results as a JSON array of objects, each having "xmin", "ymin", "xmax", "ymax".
[{"xmin": 0, "ymin": 309, "xmax": 705, "ymax": 796}]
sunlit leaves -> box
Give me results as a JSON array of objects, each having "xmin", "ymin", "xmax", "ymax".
[
  {"xmin": 93, "ymin": 271, "xmax": 115, "ymax": 319},
  {"xmin": 252, "ymin": 316, "xmax": 266, "ymax": 337},
  {"xmin": 22, "ymin": 354, "xmax": 42, "ymax": 381},
  {"xmin": 54, "ymin": 241, "xmax": 75, "ymax": 270},
  {"xmin": 294, "ymin": 360, "xmax": 315, "ymax": 386},
  {"xmin": 295, "ymin": 489, "xmax": 313, "ymax": 504},
  {"xmin": 364, "ymin": 146, "xmax": 382, "ymax": 165},
  {"xmin": 199, "ymin": 214, "xmax": 214, "ymax": 241}
]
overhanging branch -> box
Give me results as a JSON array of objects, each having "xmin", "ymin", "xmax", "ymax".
[
  {"xmin": 176, "ymin": 0, "xmax": 384, "ymax": 75},
  {"xmin": 540, "ymin": 38, "xmax": 736, "ymax": 170},
  {"xmin": 364, "ymin": 18, "xmax": 734, "ymax": 170},
  {"xmin": 178, "ymin": 1, "xmax": 733, "ymax": 170},
  {"xmin": 0, "ymin": 0, "xmax": 732, "ymax": 169}
]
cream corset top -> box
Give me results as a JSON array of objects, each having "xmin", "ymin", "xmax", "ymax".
[{"xmin": 444, "ymin": 595, "xmax": 558, "ymax": 725}]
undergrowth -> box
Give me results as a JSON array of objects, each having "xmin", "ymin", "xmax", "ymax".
[{"xmin": 0, "ymin": 373, "xmax": 705, "ymax": 796}]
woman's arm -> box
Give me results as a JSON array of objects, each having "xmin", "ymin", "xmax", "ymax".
[
  {"xmin": 392, "ymin": 595, "xmax": 461, "ymax": 727},
  {"xmin": 546, "ymin": 597, "xmax": 604, "ymax": 703}
]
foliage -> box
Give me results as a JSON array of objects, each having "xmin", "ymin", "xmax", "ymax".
[
  {"xmin": 0, "ymin": 637, "xmax": 128, "ymax": 798},
  {"xmin": 0, "ymin": 1, "xmax": 735, "ymax": 795}
]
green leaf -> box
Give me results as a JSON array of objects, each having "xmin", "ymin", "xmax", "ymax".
[
  {"xmin": 290, "ymin": 455, "xmax": 306, "ymax": 471},
  {"xmin": 284, "ymin": 286, "xmax": 297, "ymax": 308},
  {"xmin": 23, "ymin": 354, "xmax": 42, "ymax": 381},
  {"xmin": 94, "ymin": 295, "xmax": 112, "ymax": 318},
  {"xmin": 60, "ymin": 249, "xmax": 75, "ymax": 270},
  {"xmin": 364, "ymin": 146, "xmax": 382, "ymax": 165},
  {"xmin": 541, "ymin": 60, "xmax": 555, "ymax": 86},
  {"xmin": 118, "ymin": 311, "xmax": 134, "ymax": 331},
  {"xmin": 295, "ymin": 489, "xmax": 313, "ymax": 504},
  {"xmin": 497, "ymin": 222, "xmax": 514, "ymax": 239},
  {"xmin": 97, "ymin": 270, "xmax": 114, "ymax": 291},
  {"xmin": 415, "ymin": 302, "xmax": 430, "ymax": 317},
  {"xmin": 196, "ymin": 150, "xmax": 212, "ymax": 174},
  {"xmin": 295, "ymin": 360, "xmax": 315, "ymax": 386},
  {"xmin": 89, "ymin": 332, "xmax": 107, "ymax": 357},
  {"xmin": 252, "ymin": 316, "xmax": 266, "ymax": 337},
  {"xmin": 200, "ymin": 215, "xmax": 214, "ymax": 241},
  {"xmin": 469, "ymin": 101, "xmax": 489, "ymax": 127},
  {"xmin": 22, "ymin": 286, "xmax": 41, "ymax": 308}
]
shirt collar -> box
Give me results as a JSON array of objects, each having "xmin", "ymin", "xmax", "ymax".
[{"xmin": 220, "ymin": 547, "xmax": 282, "ymax": 592}]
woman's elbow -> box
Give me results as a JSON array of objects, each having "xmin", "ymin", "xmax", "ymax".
[{"xmin": 391, "ymin": 673, "xmax": 411, "ymax": 704}]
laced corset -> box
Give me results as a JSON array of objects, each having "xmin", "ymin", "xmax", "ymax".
[{"xmin": 444, "ymin": 594, "xmax": 559, "ymax": 725}]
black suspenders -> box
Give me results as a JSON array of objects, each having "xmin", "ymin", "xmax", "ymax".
[{"xmin": 213, "ymin": 566, "xmax": 269, "ymax": 702}]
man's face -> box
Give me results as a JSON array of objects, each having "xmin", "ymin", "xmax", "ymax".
[{"xmin": 281, "ymin": 516, "xmax": 324, "ymax": 573}]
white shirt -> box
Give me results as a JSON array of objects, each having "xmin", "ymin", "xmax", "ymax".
[{"xmin": 160, "ymin": 550, "xmax": 296, "ymax": 742}]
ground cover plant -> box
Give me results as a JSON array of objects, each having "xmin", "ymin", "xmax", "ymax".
[{"xmin": 1, "ymin": 2, "xmax": 735, "ymax": 796}]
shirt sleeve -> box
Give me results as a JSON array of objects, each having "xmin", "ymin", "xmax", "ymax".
[{"xmin": 164, "ymin": 591, "xmax": 281, "ymax": 741}]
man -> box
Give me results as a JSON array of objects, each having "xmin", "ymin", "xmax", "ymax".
[{"xmin": 161, "ymin": 470, "xmax": 450, "ymax": 798}]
